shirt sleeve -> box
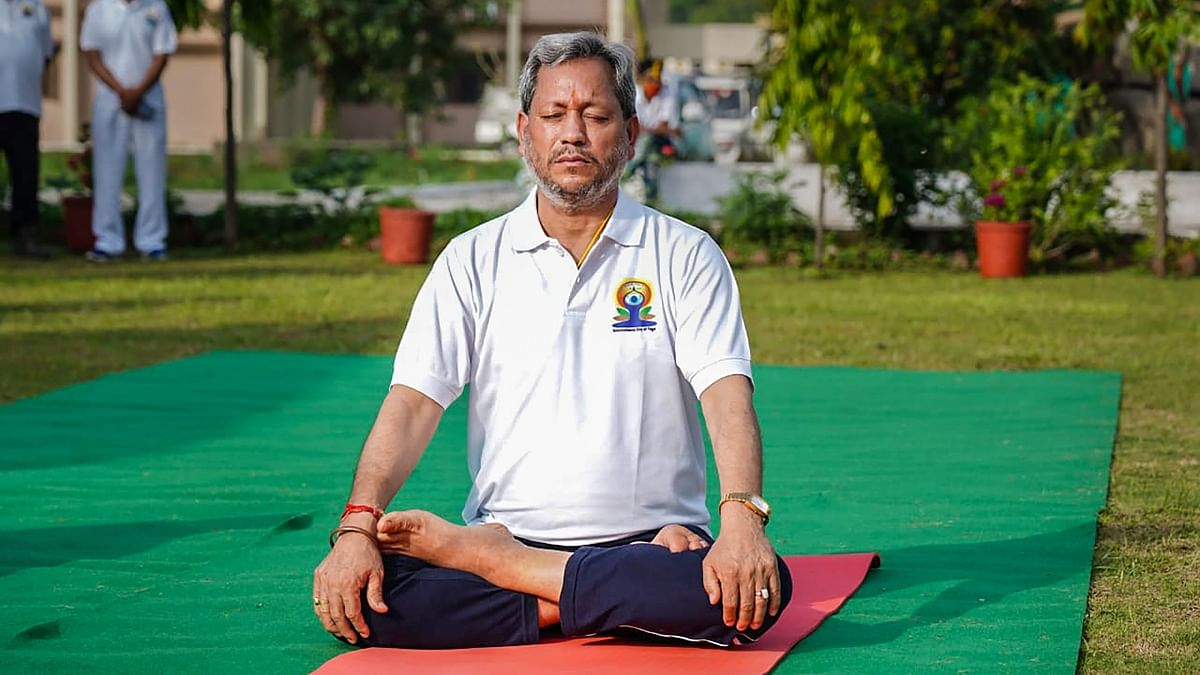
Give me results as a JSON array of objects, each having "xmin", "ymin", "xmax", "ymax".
[
  {"xmin": 152, "ymin": 2, "xmax": 178, "ymax": 55},
  {"xmin": 38, "ymin": 5, "xmax": 54, "ymax": 60},
  {"xmin": 673, "ymin": 234, "xmax": 753, "ymax": 398},
  {"xmin": 390, "ymin": 243, "xmax": 476, "ymax": 409},
  {"xmin": 79, "ymin": 4, "xmax": 100, "ymax": 51}
]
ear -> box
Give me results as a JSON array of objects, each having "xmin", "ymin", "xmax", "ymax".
[
  {"xmin": 626, "ymin": 115, "xmax": 640, "ymax": 160},
  {"xmin": 516, "ymin": 111, "xmax": 528, "ymax": 158}
]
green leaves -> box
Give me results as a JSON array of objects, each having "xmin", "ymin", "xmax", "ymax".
[
  {"xmin": 163, "ymin": 0, "xmax": 208, "ymax": 30},
  {"xmin": 761, "ymin": 0, "xmax": 1065, "ymax": 243},
  {"xmin": 954, "ymin": 75, "xmax": 1125, "ymax": 259},
  {"xmin": 717, "ymin": 170, "xmax": 812, "ymax": 259},
  {"xmin": 239, "ymin": 0, "xmax": 493, "ymax": 119},
  {"xmin": 1078, "ymin": 0, "xmax": 1200, "ymax": 76}
]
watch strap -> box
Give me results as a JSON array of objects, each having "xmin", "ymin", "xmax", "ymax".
[{"xmin": 719, "ymin": 492, "xmax": 770, "ymax": 526}]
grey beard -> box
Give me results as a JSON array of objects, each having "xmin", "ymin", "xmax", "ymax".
[{"xmin": 523, "ymin": 137, "xmax": 629, "ymax": 214}]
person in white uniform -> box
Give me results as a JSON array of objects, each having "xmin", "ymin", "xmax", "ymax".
[
  {"xmin": 80, "ymin": 0, "xmax": 177, "ymax": 262},
  {"xmin": 312, "ymin": 32, "xmax": 789, "ymax": 651},
  {"xmin": 0, "ymin": 0, "xmax": 55, "ymax": 259}
]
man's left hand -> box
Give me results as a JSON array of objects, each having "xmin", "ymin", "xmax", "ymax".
[{"xmin": 701, "ymin": 506, "xmax": 781, "ymax": 631}]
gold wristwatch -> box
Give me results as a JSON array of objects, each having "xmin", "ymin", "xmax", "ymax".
[{"xmin": 719, "ymin": 492, "xmax": 771, "ymax": 526}]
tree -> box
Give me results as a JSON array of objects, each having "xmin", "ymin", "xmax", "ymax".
[
  {"xmin": 759, "ymin": 0, "xmax": 1069, "ymax": 245},
  {"xmin": 669, "ymin": 0, "xmax": 771, "ymax": 23},
  {"xmin": 1076, "ymin": 1, "xmax": 1200, "ymax": 277},
  {"xmin": 240, "ymin": 0, "xmax": 492, "ymax": 140},
  {"xmin": 165, "ymin": 0, "xmax": 247, "ymax": 250},
  {"xmin": 164, "ymin": 0, "xmax": 205, "ymax": 30},
  {"xmin": 221, "ymin": 0, "xmax": 236, "ymax": 251}
]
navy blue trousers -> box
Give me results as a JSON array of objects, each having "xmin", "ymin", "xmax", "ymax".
[
  {"xmin": 0, "ymin": 112, "xmax": 41, "ymax": 238},
  {"xmin": 356, "ymin": 526, "xmax": 793, "ymax": 649}
]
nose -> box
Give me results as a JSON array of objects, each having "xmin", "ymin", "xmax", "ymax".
[{"xmin": 559, "ymin": 110, "xmax": 587, "ymax": 146}]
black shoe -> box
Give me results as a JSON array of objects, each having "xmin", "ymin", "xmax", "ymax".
[
  {"xmin": 84, "ymin": 249, "xmax": 119, "ymax": 263},
  {"xmin": 12, "ymin": 232, "xmax": 51, "ymax": 260}
]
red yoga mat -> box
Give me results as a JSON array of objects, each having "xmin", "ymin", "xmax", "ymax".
[{"xmin": 314, "ymin": 553, "xmax": 880, "ymax": 675}]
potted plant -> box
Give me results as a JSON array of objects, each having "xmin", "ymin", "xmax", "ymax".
[
  {"xmin": 974, "ymin": 166, "xmax": 1035, "ymax": 278},
  {"xmin": 376, "ymin": 195, "xmax": 434, "ymax": 265},
  {"xmin": 956, "ymin": 75, "xmax": 1123, "ymax": 277},
  {"xmin": 47, "ymin": 124, "xmax": 95, "ymax": 253}
]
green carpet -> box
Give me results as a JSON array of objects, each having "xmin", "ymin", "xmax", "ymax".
[{"xmin": 0, "ymin": 352, "xmax": 1120, "ymax": 673}]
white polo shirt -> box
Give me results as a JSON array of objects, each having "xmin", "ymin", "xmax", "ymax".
[
  {"xmin": 80, "ymin": 0, "xmax": 177, "ymax": 109},
  {"xmin": 391, "ymin": 189, "xmax": 753, "ymax": 546},
  {"xmin": 0, "ymin": 0, "xmax": 53, "ymax": 117}
]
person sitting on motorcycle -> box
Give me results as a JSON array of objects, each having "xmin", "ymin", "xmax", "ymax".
[{"xmin": 626, "ymin": 59, "xmax": 680, "ymax": 202}]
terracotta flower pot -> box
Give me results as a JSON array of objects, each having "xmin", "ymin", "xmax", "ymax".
[
  {"xmin": 974, "ymin": 220, "xmax": 1031, "ymax": 278},
  {"xmin": 378, "ymin": 207, "xmax": 435, "ymax": 265},
  {"xmin": 62, "ymin": 195, "xmax": 95, "ymax": 253}
]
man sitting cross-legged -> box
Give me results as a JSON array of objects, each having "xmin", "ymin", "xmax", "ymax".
[{"xmin": 311, "ymin": 31, "xmax": 792, "ymax": 650}]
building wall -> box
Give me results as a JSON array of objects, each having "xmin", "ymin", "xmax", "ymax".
[
  {"xmin": 33, "ymin": 0, "xmax": 698, "ymax": 148},
  {"xmin": 40, "ymin": 0, "xmax": 258, "ymax": 152}
]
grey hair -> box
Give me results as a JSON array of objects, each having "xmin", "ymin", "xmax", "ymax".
[{"xmin": 518, "ymin": 32, "xmax": 637, "ymax": 120}]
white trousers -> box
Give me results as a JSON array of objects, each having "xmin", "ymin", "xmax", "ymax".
[{"xmin": 90, "ymin": 90, "xmax": 168, "ymax": 255}]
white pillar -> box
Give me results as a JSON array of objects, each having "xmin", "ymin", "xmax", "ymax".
[
  {"xmin": 505, "ymin": 0, "xmax": 522, "ymax": 89},
  {"xmin": 607, "ymin": 0, "xmax": 625, "ymax": 45},
  {"xmin": 252, "ymin": 51, "xmax": 269, "ymax": 140},
  {"xmin": 231, "ymin": 32, "xmax": 245, "ymax": 140},
  {"xmin": 62, "ymin": 0, "xmax": 80, "ymax": 146}
]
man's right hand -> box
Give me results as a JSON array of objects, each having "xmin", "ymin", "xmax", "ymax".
[
  {"xmin": 312, "ymin": 522, "xmax": 389, "ymax": 644},
  {"xmin": 118, "ymin": 87, "xmax": 142, "ymax": 116}
]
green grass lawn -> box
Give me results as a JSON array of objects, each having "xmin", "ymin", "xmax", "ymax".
[
  {"xmin": 40, "ymin": 147, "xmax": 521, "ymax": 192},
  {"xmin": 0, "ymin": 250, "xmax": 1196, "ymax": 672}
]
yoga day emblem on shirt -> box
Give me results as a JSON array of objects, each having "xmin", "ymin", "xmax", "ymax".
[{"xmin": 612, "ymin": 279, "xmax": 657, "ymax": 332}]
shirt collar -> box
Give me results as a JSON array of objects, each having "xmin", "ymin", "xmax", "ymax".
[{"xmin": 508, "ymin": 188, "xmax": 646, "ymax": 252}]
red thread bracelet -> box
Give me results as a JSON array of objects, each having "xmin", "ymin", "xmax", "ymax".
[{"xmin": 341, "ymin": 503, "xmax": 383, "ymax": 521}]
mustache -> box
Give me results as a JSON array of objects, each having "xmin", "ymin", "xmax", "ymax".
[{"xmin": 552, "ymin": 148, "xmax": 598, "ymax": 163}]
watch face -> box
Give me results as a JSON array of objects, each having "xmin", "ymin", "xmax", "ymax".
[{"xmin": 750, "ymin": 495, "xmax": 770, "ymax": 515}]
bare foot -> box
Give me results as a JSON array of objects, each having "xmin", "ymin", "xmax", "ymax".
[
  {"xmin": 377, "ymin": 510, "xmax": 520, "ymax": 576},
  {"xmin": 377, "ymin": 510, "xmax": 570, "ymax": 602},
  {"xmin": 649, "ymin": 524, "xmax": 709, "ymax": 553}
]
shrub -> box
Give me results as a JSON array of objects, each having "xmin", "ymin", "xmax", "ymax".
[
  {"xmin": 953, "ymin": 75, "xmax": 1125, "ymax": 263},
  {"xmin": 377, "ymin": 195, "xmax": 418, "ymax": 209},
  {"xmin": 185, "ymin": 203, "xmax": 360, "ymax": 251},
  {"xmin": 290, "ymin": 150, "xmax": 379, "ymax": 217},
  {"xmin": 717, "ymin": 170, "xmax": 812, "ymax": 262},
  {"xmin": 1133, "ymin": 235, "xmax": 1200, "ymax": 277},
  {"xmin": 430, "ymin": 207, "xmax": 507, "ymax": 257}
]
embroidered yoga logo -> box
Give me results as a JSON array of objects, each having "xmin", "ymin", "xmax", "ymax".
[{"xmin": 612, "ymin": 279, "xmax": 657, "ymax": 332}]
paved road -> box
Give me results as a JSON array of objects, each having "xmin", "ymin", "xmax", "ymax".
[
  {"xmin": 35, "ymin": 166, "xmax": 1199, "ymax": 237},
  {"xmin": 39, "ymin": 180, "xmax": 528, "ymax": 217}
]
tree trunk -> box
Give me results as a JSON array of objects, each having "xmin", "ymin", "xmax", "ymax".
[
  {"xmin": 1152, "ymin": 71, "xmax": 1168, "ymax": 277},
  {"xmin": 312, "ymin": 80, "xmax": 333, "ymax": 137},
  {"xmin": 222, "ymin": 0, "xmax": 237, "ymax": 252},
  {"xmin": 814, "ymin": 163, "xmax": 826, "ymax": 270}
]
